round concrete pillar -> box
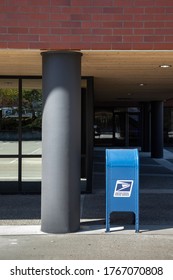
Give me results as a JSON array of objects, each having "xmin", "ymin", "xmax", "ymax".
[{"xmin": 41, "ymin": 51, "xmax": 82, "ymax": 233}]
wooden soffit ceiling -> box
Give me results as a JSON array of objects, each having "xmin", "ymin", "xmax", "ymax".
[{"xmin": 0, "ymin": 49, "xmax": 173, "ymax": 103}]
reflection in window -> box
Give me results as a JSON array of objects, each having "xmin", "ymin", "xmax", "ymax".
[
  {"xmin": 0, "ymin": 82, "xmax": 18, "ymax": 154},
  {"xmin": 164, "ymin": 106, "xmax": 173, "ymax": 144},
  {"xmin": 94, "ymin": 111, "xmax": 113, "ymax": 139},
  {"xmin": 129, "ymin": 114, "xmax": 140, "ymax": 146},
  {"xmin": 0, "ymin": 158, "xmax": 18, "ymax": 181},
  {"xmin": 22, "ymin": 141, "xmax": 41, "ymax": 155},
  {"xmin": 0, "ymin": 78, "xmax": 42, "ymax": 192},
  {"xmin": 22, "ymin": 158, "xmax": 41, "ymax": 182},
  {"xmin": 114, "ymin": 114, "xmax": 125, "ymax": 143},
  {"xmin": 22, "ymin": 79, "xmax": 42, "ymax": 155}
]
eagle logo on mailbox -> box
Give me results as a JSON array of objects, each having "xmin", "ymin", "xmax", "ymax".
[{"xmin": 113, "ymin": 180, "xmax": 133, "ymax": 197}]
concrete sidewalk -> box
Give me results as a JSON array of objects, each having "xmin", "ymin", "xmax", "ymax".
[
  {"xmin": 0, "ymin": 148, "xmax": 173, "ymax": 259},
  {"xmin": 0, "ymin": 228, "xmax": 173, "ymax": 259}
]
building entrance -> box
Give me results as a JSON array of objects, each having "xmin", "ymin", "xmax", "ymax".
[{"xmin": 94, "ymin": 107, "xmax": 141, "ymax": 147}]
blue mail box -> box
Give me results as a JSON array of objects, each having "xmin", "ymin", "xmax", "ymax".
[{"xmin": 106, "ymin": 149, "xmax": 139, "ymax": 232}]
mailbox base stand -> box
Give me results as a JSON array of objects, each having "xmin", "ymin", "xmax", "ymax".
[{"xmin": 106, "ymin": 211, "xmax": 139, "ymax": 233}]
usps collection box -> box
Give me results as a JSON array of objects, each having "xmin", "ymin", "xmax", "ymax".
[{"xmin": 106, "ymin": 149, "xmax": 139, "ymax": 232}]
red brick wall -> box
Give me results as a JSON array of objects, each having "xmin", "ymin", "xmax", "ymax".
[{"xmin": 1, "ymin": 0, "xmax": 173, "ymax": 50}]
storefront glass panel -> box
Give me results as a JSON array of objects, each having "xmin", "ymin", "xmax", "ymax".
[
  {"xmin": 129, "ymin": 113, "xmax": 140, "ymax": 147},
  {"xmin": 94, "ymin": 110, "xmax": 113, "ymax": 145},
  {"xmin": 22, "ymin": 158, "xmax": 41, "ymax": 182},
  {"xmin": 94, "ymin": 107, "xmax": 141, "ymax": 147},
  {"xmin": 0, "ymin": 158, "xmax": 18, "ymax": 181},
  {"xmin": 0, "ymin": 77, "xmax": 42, "ymax": 193},
  {"xmin": 164, "ymin": 106, "xmax": 173, "ymax": 145},
  {"xmin": 0, "ymin": 79, "xmax": 18, "ymax": 154},
  {"xmin": 22, "ymin": 79, "xmax": 42, "ymax": 155},
  {"xmin": 114, "ymin": 113, "xmax": 125, "ymax": 146}
]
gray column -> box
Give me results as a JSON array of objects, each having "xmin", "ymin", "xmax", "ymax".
[
  {"xmin": 41, "ymin": 51, "xmax": 82, "ymax": 233},
  {"xmin": 151, "ymin": 101, "xmax": 164, "ymax": 158}
]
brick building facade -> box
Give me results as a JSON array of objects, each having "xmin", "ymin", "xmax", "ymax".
[{"xmin": 1, "ymin": 0, "xmax": 173, "ymax": 50}]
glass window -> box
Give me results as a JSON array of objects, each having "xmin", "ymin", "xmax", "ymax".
[
  {"xmin": 114, "ymin": 113, "xmax": 125, "ymax": 146},
  {"xmin": 0, "ymin": 79, "xmax": 18, "ymax": 154},
  {"xmin": 164, "ymin": 107, "xmax": 173, "ymax": 145},
  {"xmin": 0, "ymin": 158, "xmax": 18, "ymax": 181},
  {"xmin": 22, "ymin": 158, "xmax": 41, "ymax": 182},
  {"xmin": 94, "ymin": 110, "xmax": 113, "ymax": 139},
  {"xmin": 0, "ymin": 78, "xmax": 42, "ymax": 192},
  {"xmin": 22, "ymin": 141, "xmax": 41, "ymax": 155},
  {"xmin": 22, "ymin": 79, "xmax": 42, "ymax": 155},
  {"xmin": 129, "ymin": 113, "xmax": 140, "ymax": 146}
]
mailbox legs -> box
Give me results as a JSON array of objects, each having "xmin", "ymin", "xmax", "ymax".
[{"xmin": 135, "ymin": 213, "xmax": 139, "ymax": 233}]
